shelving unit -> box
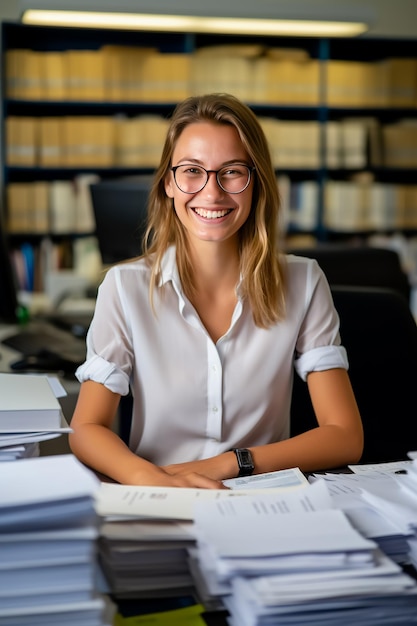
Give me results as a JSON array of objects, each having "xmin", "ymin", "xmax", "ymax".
[{"xmin": 2, "ymin": 20, "xmax": 417, "ymax": 291}]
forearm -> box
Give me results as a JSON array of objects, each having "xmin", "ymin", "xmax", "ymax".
[
  {"xmin": 69, "ymin": 423, "xmax": 168, "ymax": 485},
  {"xmin": 250, "ymin": 423, "xmax": 363, "ymax": 475},
  {"xmin": 164, "ymin": 422, "xmax": 362, "ymax": 482},
  {"xmin": 162, "ymin": 450, "xmax": 239, "ymax": 482},
  {"xmin": 69, "ymin": 423, "xmax": 227, "ymax": 488}
]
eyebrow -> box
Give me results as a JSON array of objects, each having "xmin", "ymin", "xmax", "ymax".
[{"xmin": 174, "ymin": 158, "xmax": 252, "ymax": 167}]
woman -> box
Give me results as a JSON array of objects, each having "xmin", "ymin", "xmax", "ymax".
[{"xmin": 69, "ymin": 93, "xmax": 363, "ymax": 487}]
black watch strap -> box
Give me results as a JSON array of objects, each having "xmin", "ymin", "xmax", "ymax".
[{"xmin": 231, "ymin": 448, "xmax": 255, "ymax": 477}]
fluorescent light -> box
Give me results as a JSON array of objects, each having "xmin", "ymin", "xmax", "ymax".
[{"xmin": 21, "ymin": 10, "xmax": 368, "ymax": 37}]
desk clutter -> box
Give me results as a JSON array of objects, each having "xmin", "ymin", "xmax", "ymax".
[
  {"xmin": 92, "ymin": 460, "xmax": 417, "ymax": 625},
  {"xmin": 3, "ymin": 456, "xmax": 417, "ymax": 625},
  {"xmin": 192, "ymin": 469, "xmax": 417, "ymax": 626},
  {"xmin": 0, "ymin": 372, "xmax": 71, "ymax": 461},
  {"xmin": 0, "ymin": 455, "xmax": 115, "ymax": 626},
  {"xmin": 95, "ymin": 469, "xmax": 308, "ymax": 605},
  {"xmin": 1, "ymin": 365, "xmax": 417, "ymax": 626}
]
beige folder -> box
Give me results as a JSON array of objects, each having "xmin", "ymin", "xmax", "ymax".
[
  {"xmin": 42, "ymin": 51, "xmax": 67, "ymax": 100},
  {"xmin": 5, "ymin": 49, "xmax": 43, "ymax": 100},
  {"xmin": 65, "ymin": 50, "xmax": 105, "ymax": 101},
  {"xmin": 39, "ymin": 117, "xmax": 63, "ymax": 167},
  {"xmin": 6, "ymin": 116, "xmax": 38, "ymax": 166},
  {"xmin": 6, "ymin": 183, "xmax": 31, "ymax": 233}
]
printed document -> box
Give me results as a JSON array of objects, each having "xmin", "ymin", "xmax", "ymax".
[{"xmin": 95, "ymin": 467, "xmax": 309, "ymax": 521}]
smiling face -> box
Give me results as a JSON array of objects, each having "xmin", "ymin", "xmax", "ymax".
[{"xmin": 165, "ymin": 122, "xmax": 254, "ymax": 249}]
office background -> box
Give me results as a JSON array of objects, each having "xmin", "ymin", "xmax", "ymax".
[
  {"xmin": 2, "ymin": 0, "xmax": 417, "ymax": 310},
  {"xmin": 2, "ymin": 0, "xmax": 417, "ymax": 252}
]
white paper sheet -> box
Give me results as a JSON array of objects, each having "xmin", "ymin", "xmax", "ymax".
[
  {"xmin": 194, "ymin": 505, "xmax": 376, "ymax": 558},
  {"xmin": 0, "ymin": 454, "xmax": 99, "ymax": 507},
  {"xmin": 96, "ymin": 468, "xmax": 310, "ymax": 521},
  {"xmin": 223, "ymin": 467, "xmax": 308, "ymax": 489}
]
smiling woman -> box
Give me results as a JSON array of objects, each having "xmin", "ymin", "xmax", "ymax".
[
  {"xmin": 69, "ymin": 93, "xmax": 364, "ymax": 488},
  {"xmin": 164, "ymin": 122, "xmax": 254, "ymax": 250}
]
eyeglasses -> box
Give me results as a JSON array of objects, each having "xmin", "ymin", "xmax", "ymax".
[{"xmin": 170, "ymin": 163, "xmax": 255, "ymax": 194}]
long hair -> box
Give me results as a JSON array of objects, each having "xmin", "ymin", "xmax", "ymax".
[{"xmin": 143, "ymin": 93, "xmax": 286, "ymax": 327}]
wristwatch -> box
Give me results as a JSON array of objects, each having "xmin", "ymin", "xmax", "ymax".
[{"xmin": 232, "ymin": 448, "xmax": 255, "ymax": 477}]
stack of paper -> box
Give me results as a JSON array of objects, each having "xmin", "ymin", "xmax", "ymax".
[
  {"xmin": 98, "ymin": 518, "xmax": 196, "ymax": 599},
  {"xmin": 0, "ymin": 373, "xmax": 72, "ymax": 461},
  {"xmin": 309, "ymin": 468, "xmax": 414, "ymax": 563},
  {"xmin": 403, "ymin": 452, "xmax": 417, "ymax": 569},
  {"xmin": 357, "ymin": 456, "xmax": 417, "ymax": 571},
  {"xmin": 0, "ymin": 455, "xmax": 113, "ymax": 626},
  {"xmin": 94, "ymin": 468, "xmax": 309, "ymax": 600},
  {"xmin": 191, "ymin": 480, "xmax": 417, "ymax": 624},
  {"xmin": 0, "ymin": 440, "xmax": 39, "ymax": 461},
  {"xmin": 225, "ymin": 556, "xmax": 417, "ymax": 626},
  {"xmin": 312, "ymin": 457, "xmax": 417, "ymax": 567}
]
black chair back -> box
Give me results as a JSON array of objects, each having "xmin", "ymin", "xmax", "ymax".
[
  {"xmin": 287, "ymin": 246, "xmax": 411, "ymax": 302},
  {"xmin": 291, "ymin": 286, "xmax": 417, "ymax": 463}
]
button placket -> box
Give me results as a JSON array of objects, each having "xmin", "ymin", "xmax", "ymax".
[{"xmin": 205, "ymin": 340, "xmax": 223, "ymax": 445}]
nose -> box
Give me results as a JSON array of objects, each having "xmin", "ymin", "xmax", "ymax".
[{"xmin": 203, "ymin": 170, "xmax": 224, "ymax": 195}]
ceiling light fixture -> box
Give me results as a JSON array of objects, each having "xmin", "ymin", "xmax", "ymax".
[{"xmin": 21, "ymin": 10, "xmax": 368, "ymax": 38}]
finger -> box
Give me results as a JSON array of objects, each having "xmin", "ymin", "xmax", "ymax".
[{"xmin": 175, "ymin": 473, "xmax": 227, "ymax": 490}]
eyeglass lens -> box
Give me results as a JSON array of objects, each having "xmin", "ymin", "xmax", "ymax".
[{"xmin": 173, "ymin": 164, "xmax": 252, "ymax": 194}]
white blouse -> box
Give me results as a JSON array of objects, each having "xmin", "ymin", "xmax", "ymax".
[{"xmin": 76, "ymin": 246, "xmax": 348, "ymax": 465}]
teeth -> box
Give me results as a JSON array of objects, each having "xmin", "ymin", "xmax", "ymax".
[{"xmin": 194, "ymin": 208, "xmax": 230, "ymax": 219}]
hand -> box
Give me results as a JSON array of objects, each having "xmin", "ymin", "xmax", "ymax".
[
  {"xmin": 161, "ymin": 456, "xmax": 232, "ymax": 487},
  {"xmin": 161, "ymin": 471, "xmax": 228, "ymax": 490},
  {"xmin": 127, "ymin": 461, "xmax": 227, "ymax": 489}
]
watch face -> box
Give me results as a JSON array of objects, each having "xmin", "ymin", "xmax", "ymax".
[
  {"xmin": 239, "ymin": 449, "xmax": 253, "ymax": 468},
  {"xmin": 235, "ymin": 448, "xmax": 254, "ymax": 476}
]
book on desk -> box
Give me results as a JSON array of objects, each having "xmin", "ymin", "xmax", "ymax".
[
  {"xmin": 0, "ymin": 372, "xmax": 64, "ymax": 430},
  {"xmin": 0, "ymin": 373, "xmax": 72, "ymax": 461}
]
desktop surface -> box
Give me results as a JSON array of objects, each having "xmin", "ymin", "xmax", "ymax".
[{"xmin": 0, "ymin": 318, "xmax": 88, "ymax": 377}]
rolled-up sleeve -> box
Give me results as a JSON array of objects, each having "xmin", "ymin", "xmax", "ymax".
[
  {"xmin": 75, "ymin": 266, "xmax": 134, "ymax": 396},
  {"xmin": 295, "ymin": 345, "xmax": 348, "ymax": 381},
  {"xmin": 288, "ymin": 256, "xmax": 349, "ymax": 381},
  {"xmin": 75, "ymin": 354, "xmax": 130, "ymax": 395}
]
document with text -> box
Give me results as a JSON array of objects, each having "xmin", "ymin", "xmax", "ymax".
[{"xmin": 95, "ymin": 467, "xmax": 309, "ymax": 521}]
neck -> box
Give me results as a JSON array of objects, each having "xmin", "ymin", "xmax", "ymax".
[
  {"xmin": 181, "ymin": 239, "xmax": 241, "ymax": 343},
  {"xmin": 186, "ymin": 239, "xmax": 240, "ymax": 294}
]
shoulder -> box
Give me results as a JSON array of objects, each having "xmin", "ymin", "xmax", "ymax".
[
  {"xmin": 283, "ymin": 252, "xmax": 324, "ymax": 284},
  {"xmin": 281, "ymin": 252, "xmax": 332, "ymax": 309},
  {"xmin": 99, "ymin": 257, "xmax": 151, "ymax": 292},
  {"xmin": 106, "ymin": 256, "xmax": 150, "ymax": 277}
]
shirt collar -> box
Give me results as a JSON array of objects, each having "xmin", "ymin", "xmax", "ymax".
[
  {"xmin": 159, "ymin": 244, "xmax": 244, "ymax": 299},
  {"xmin": 159, "ymin": 245, "xmax": 180, "ymax": 288}
]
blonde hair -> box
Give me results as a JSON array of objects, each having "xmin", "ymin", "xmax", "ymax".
[{"xmin": 143, "ymin": 93, "xmax": 286, "ymax": 327}]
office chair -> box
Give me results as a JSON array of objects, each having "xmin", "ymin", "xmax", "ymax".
[
  {"xmin": 290, "ymin": 285, "xmax": 417, "ymax": 463},
  {"xmin": 287, "ymin": 245, "xmax": 411, "ymax": 302}
]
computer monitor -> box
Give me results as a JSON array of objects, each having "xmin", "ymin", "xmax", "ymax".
[
  {"xmin": 0, "ymin": 213, "xmax": 20, "ymax": 324},
  {"xmin": 90, "ymin": 177, "xmax": 153, "ymax": 265}
]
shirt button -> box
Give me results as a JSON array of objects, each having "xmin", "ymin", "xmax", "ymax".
[{"xmin": 212, "ymin": 406, "xmax": 218, "ymax": 412}]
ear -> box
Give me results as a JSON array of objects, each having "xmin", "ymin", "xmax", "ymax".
[{"xmin": 165, "ymin": 174, "xmax": 175, "ymax": 199}]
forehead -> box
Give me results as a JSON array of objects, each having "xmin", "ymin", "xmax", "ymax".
[{"xmin": 173, "ymin": 122, "xmax": 248, "ymax": 160}]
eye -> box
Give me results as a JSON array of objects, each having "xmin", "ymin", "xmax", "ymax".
[
  {"xmin": 221, "ymin": 165, "xmax": 247, "ymax": 177},
  {"xmin": 181, "ymin": 165, "xmax": 204, "ymax": 176}
]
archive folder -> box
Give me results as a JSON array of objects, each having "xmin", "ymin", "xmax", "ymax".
[{"xmin": 0, "ymin": 373, "xmax": 64, "ymax": 431}]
